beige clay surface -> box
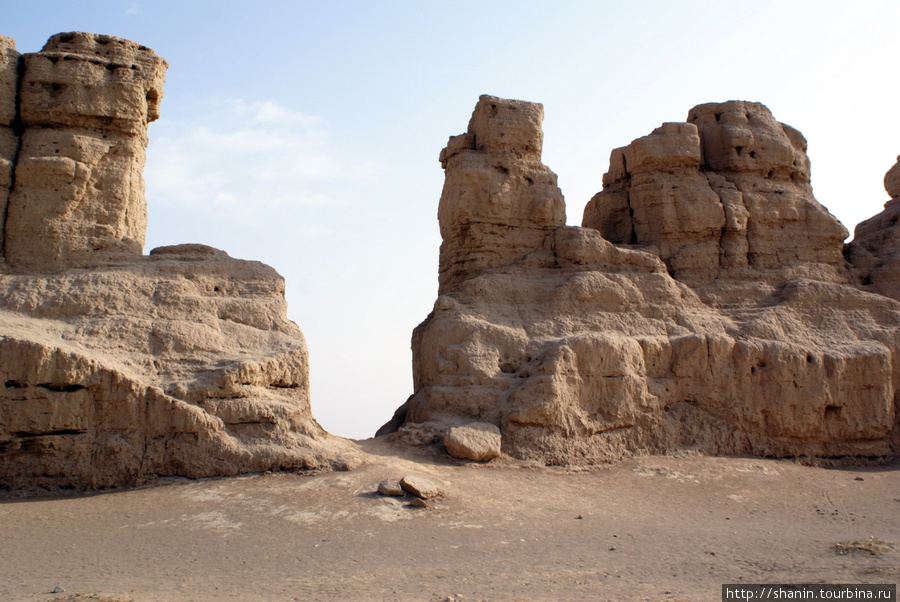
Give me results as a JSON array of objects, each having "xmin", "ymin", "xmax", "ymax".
[{"xmin": 1, "ymin": 441, "xmax": 898, "ymax": 601}]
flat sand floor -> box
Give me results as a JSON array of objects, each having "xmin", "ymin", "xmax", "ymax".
[{"xmin": 2, "ymin": 440, "xmax": 898, "ymax": 601}]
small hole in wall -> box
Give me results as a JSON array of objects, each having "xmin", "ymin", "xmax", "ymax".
[
  {"xmin": 749, "ymin": 151, "xmax": 756, "ymax": 158},
  {"xmin": 735, "ymin": 146, "xmax": 743, "ymax": 155},
  {"xmin": 499, "ymin": 360, "xmax": 517, "ymax": 374},
  {"xmin": 213, "ymin": 286, "xmax": 220, "ymax": 292},
  {"xmin": 806, "ymin": 353, "xmax": 814, "ymax": 363},
  {"xmin": 824, "ymin": 405, "xmax": 842, "ymax": 419},
  {"xmin": 715, "ymin": 112, "xmax": 722, "ymax": 122},
  {"xmin": 767, "ymin": 170, "xmax": 774, "ymax": 179}
]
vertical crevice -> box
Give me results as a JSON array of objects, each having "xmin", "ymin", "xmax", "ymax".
[
  {"xmin": 625, "ymin": 191, "xmax": 637, "ymax": 245},
  {"xmin": 619, "ymin": 151, "xmax": 638, "ymax": 245},
  {"xmin": 704, "ymin": 172, "xmax": 728, "ymax": 267},
  {"xmin": 1, "ymin": 53, "xmax": 25, "ymax": 261}
]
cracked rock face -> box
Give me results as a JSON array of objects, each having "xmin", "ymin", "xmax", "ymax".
[
  {"xmin": 3, "ymin": 32, "xmax": 168, "ymax": 273},
  {"xmin": 386, "ymin": 96, "xmax": 900, "ymax": 464},
  {"xmin": 437, "ymin": 96, "xmax": 565, "ymax": 295},
  {"xmin": 583, "ymin": 101, "xmax": 848, "ymax": 289},
  {"xmin": 0, "ymin": 34, "xmax": 357, "ymax": 493}
]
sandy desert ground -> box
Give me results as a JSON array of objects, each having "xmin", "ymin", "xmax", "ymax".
[{"xmin": 1, "ymin": 439, "xmax": 898, "ymax": 601}]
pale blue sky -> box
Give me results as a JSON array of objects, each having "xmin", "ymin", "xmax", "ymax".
[{"xmin": 5, "ymin": 1, "xmax": 900, "ymax": 437}]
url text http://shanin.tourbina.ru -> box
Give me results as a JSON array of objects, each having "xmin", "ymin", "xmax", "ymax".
[{"xmin": 722, "ymin": 584, "xmax": 896, "ymax": 601}]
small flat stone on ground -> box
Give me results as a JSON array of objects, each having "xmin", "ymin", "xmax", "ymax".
[
  {"xmin": 377, "ymin": 479, "xmax": 404, "ymax": 496},
  {"xmin": 400, "ymin": 475, "xmax": 441, "ymax": 499}
]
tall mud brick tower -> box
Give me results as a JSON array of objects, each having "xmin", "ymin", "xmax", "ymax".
[{"xmin": 2, "ymin": 32, "xmax": 166, "ymax": 272}]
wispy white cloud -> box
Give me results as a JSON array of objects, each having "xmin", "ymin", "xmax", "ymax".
[
  {"xmin": 124, "ymin": 2, "xmax": 140, "ymax": 16},
  {"xmin": 146, "ymin": 99, "xmax": 371, "ymax": 209}
]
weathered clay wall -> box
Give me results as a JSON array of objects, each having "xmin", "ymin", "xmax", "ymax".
[
  {"xmin": 437, "ymin": 96, "xmax": 566, "ymax": 295},
  {"xmin": 389, "ymin": 96, "xmax": 900, "ymax": 464},
  {"xmin": 2, "ymin": 32, "xmax": 167, "ymax": 273},
  {"xmin": 0, "ymin": 34, "xmax": 357, "ymax": 493},
  {"xmin": 582, "ymin": 101, "xmax": 848, "ymax": 288}
]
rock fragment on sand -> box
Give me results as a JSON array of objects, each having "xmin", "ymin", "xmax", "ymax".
[
  {"xmin": 400, "ymin": 475, "xmax": 441, "ymax": 499},
  {"xmin": 444, "ymin": 422, "xmax": 502, "ymax": 461},
  {"xmin": 377, "ymin": 479, "xmax": 405, "ymax": 496}
]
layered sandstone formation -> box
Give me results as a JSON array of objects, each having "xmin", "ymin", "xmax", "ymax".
[
  {"xmin": 0, "ymin": 34, "xmax": 357, "ymax": 492},
  {"xmin": 386, "ymin": 95, "xmax": 900, "ymax": 464}
]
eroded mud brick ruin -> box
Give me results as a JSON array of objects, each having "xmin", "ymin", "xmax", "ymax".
[
  {"xmin": 0, "ymin": 33, "xmax": 357, "ymax": 492},
  {"xmin": 385, "ymin": 95, "xmax": 900, "ymax": 464},
  {"xmin": 2, "ymin": 31, "xmax": 899, "ymax": 493}
]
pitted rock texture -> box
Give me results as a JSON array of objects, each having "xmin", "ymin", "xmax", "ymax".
[
  {"xmin": 387, "ymin": 96, "xmax": 900, "ymax": 464},
  {"xmin": 3, "ymin": 32, "xmax": 167, "ymax": 273},
  {"xmin": 845, "ymin": 156, "xmax": 900, "ymax": 301},
  {"xmin": 0, "ymin": 35, "xmax": 357, "ymax": 493},
  {"xmin": 437, "ymin": 95, "xmax": 565, "ymax": 295},
  {"xmin": 583, "ymin": 101, "xmax": 848, "ymax": 289}
]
